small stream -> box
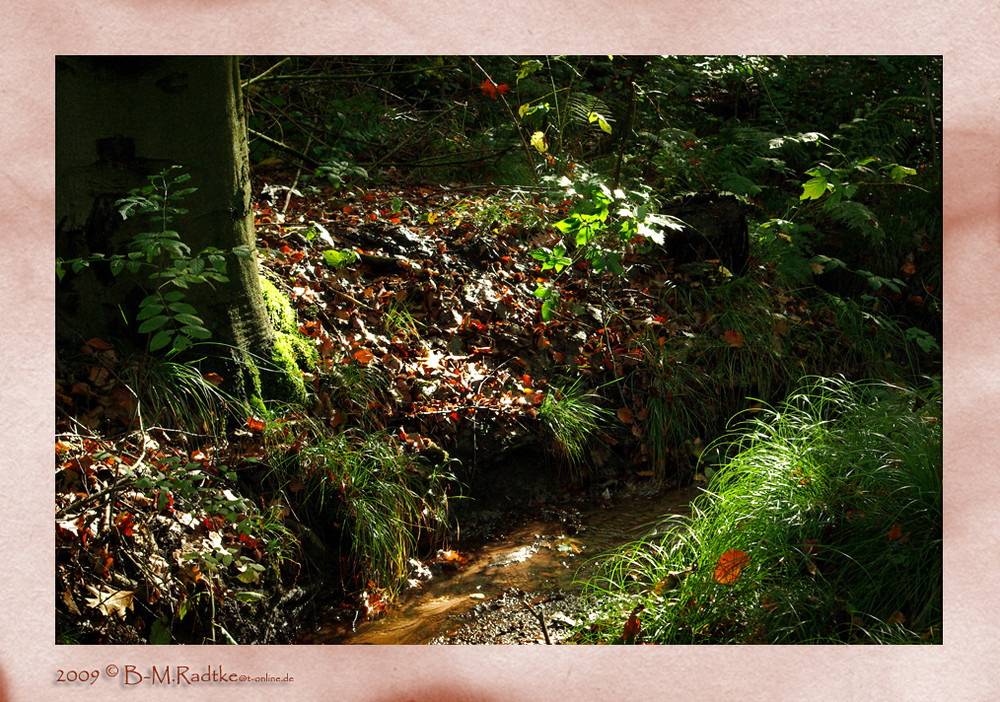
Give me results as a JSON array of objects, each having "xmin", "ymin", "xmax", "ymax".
[{"xmin": 300, "ymin": 484, "xmax": 702, "ymax": 644}]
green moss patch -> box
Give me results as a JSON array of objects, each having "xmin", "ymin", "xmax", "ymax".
[{"xmin": 260, "ymin": 276, "xmax": 318, "ymax": 403}]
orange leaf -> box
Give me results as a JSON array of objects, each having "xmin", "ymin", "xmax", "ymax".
[
  {"xmin": 353, "ymin": 349, "xmax": 375, "ymax": 365},
  {"xmin": 901, "ymin": 261, "xmax": 916, "ymax": 275},
  {"xmin": 83, "ymin": 337, "xmax": 114, "ymax": 352},
  {"xmin": 887, "ymin": 523, "xmax": 903, "ymax": 541},
  {"xmin": 620, "ymin": 605, "xmax": 643, "ymax": 644},
  {"xmin": 480, "ymin": 80, "xmax": 498, "ymax": 99},
  {"xmin": 617, "ymin": 407, "xmax": 633, "ymax": 424},
  {"xmin": 202, "ymin": 372, "xmax": 224, "ymax": 386},
  {"xmin": 246, "ymin": 416, "xmax": 266, "ymax": 432},
  {"xmin": 723, "ymin": 330, "xmax": 744, "ymax": 348},
  {"xmin": 714, "ymin": 549, "xmax": 749, "ymax": 584}
]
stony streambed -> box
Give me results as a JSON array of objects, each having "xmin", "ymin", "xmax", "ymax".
[{"xmin": 299, "ymin": 483, "xmax": 702, "ymax": 644}]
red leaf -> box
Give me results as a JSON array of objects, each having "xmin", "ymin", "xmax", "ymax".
[
  {"xmin": 246, "ymin": 416, "xmax": 266, "ymax": 432},
  {"xmin": 202, "ymin": 372, "xmax": 224, "ymax": 386},
  {"xmin": 887, "ymin": 523, "xmax": 903, "ymax": 541},
  {"xmin": 723, "ymin": 330, "xmax": 744, "ymax": 348},
  {"xmin": 115, "ymin": 511, "xmax": 134, "ymax": 537},
  {"xmin": 714, "ymin": 549, "xmax": 749, "ymax": 584},
  {"xmin": 620, "ymin": 605, "xmax": 644, "ymax": 644},
  {"xmin": 480, "ymin": 80, "xmax": 498, "ymax": 99}
]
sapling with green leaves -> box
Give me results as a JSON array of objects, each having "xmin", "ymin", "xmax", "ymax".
[
  {"xmin": 56, "ymin": 165, "xmax": 252, "ymax": 353},
  {"xmin": 532, "ymin": 174, "xmax": 681, "ymax": 320}
]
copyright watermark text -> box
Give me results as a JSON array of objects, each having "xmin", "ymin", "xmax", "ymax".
[{"xmin": 57, "ymin": 664, "xmax": 293, "ymax": 686}]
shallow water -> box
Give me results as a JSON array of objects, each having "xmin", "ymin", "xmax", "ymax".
[{"xmin": 303, "ymin": 484, "xmax": 701, "ymax": 644}]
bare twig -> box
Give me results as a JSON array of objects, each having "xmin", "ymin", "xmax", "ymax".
[
  {"xmin": 522, "ymin": 600, "xmax": 552, "ymax": 644},
  {"xmin": 242, "ymin": 57, "xmax": 292, "ymax": 89}
]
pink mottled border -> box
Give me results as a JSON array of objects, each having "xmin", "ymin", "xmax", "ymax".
[{"xmin": 2, "ymin": 2, "xmax": 994, "ymax": 700}]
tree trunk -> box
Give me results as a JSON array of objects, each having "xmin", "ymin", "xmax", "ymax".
[{"xmin": 56, "ymin": 56, "xmax": 284, "ymax": 399}]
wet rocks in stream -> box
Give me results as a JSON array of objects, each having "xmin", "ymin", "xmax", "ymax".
[{"xmin": 429, "ymin": 588, "xmax": 589, "ymax": 645}]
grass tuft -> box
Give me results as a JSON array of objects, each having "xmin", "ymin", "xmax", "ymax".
[
  {"xmin": 578, "ymin": 375, "xmax": 942, "ymax": 644},
  {"xmin": 537, "ymin": 377, "xmax": 612, "ymax": 482}
]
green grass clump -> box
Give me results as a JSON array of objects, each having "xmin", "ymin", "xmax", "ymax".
[
  {"xmin": 579, "ymin": 375, "xmax": 942, "ymax": 644},
  {"xmin": 537, "ymin": 377, "xmax": 612, "ymax": 482},
  {"xmin": 284, "ymin": 430, "xmax": 458, "ymax": 595}
]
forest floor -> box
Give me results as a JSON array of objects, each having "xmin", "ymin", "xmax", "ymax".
[{"xmin": 55, "ymin": 170, "xmax": 906, "ymax": 645}]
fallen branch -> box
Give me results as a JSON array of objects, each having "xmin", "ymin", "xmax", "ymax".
[{"xmin": 522, "ymin": 600, "xmax": 552, "ymax": 645}]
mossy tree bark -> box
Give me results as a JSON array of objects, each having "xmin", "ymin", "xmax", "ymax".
[{"xmin": 56, "ymin": 56, "xmax": 289, "ymax": 400}]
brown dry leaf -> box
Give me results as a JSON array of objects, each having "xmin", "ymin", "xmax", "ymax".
[
  {"xmin": 62, "ymin": 587, "xmax": 81, "ymax": 616},
  {"xmin": 617, "ymin": 407, "xmax": 633, "ymax": 424},
  {"xmin": 85, "ymin": 585, "xmax": 135, "ymax": 619},
  {"xmin": 722, "ymin": 330, "xmax": 744, "ymax": 348}
]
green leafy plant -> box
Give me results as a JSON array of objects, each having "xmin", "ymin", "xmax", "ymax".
[
  {"xmin": 315, "ymin": 154, "xmax": 369, "ymax": 188},
  {"xmin": 533, "ymin": 174, "xmax": 680, "ymax": 319},
  {"xmin": 56, "ymin": 165, "xmax": 252, "ymax": 353}
]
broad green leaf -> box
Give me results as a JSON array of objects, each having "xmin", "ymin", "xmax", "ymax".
[
  {"xmin": 149, "ymin": 330, "xmax": 174, "ymax": 352},
  {"xmin": 180, "ymin": 325, "xmax": 212, "ymax": 340},
  {"xmin": 235, "ymin": 591, "xmax": 266, "ymax": 602},
  {"xmin": 541, "ymin": 298, "xmax": 555, "ymax": 321},
  {"xmin": 136, "ymin": 303, "xmax": 165, "ymax": 320},
  {"xmin": 138, "ymin": 315, "xmax": 170, "ymax": 333},
  {"xmin": 168, "ymin": 301, "xmax": 197, "ymax": 315},
  {"xmin": 890, "ymin": 164, "xmax": 917, "ymax": 181},
  {"xmin": 173, "ymin": 334, "xmax": 194, "ymax": 351},
  {"xmin": 553, "ymin": 217, "xmax": 578, "ymax": 234},
  {"xmin": 323, "ymin": 248, "xmax": 358, "ymax": 268},
  {"xmin": 173, "ymin": 313, "xmax": 204, "ymax": 326},
  {"xmin": 149, "ymin": 618, "xmax": 172, "ymax": 645},
  {"xmin": 800, "ymin": 176, "xmax": 830, "ymax": 200},
  {"xmin": 517, "ymin": 59, "xmax": 543, "ymax": 82}
]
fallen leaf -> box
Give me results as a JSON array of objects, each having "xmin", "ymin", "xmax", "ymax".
[
  {"xmin": 202, "ymin": 372, "xmax": 224, "ymax": 386},
  {"xmin": 83, "ymin": 337, "xmax": 114, "ymax": 352},
  {"xmin": 85, "ymin": 585, "xmax": 135, "ymax": 619},
  {"xmin": 617, "ymin": 407, "xmax": 633, "ymax": 424},
  {"xmin": 714, "ymin": 549, "xmax": 749, "ymax": 584},
  {"xmin": 722, "ymin": 330, "xmax": 744, "ymax": 348},
  {"xmin": 620, "ymin": 605, "xmax": 644, "ymax": 644},
  {"xmin": 353, "ymin": 348, "xmax": 375, "ymax": 365}
]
